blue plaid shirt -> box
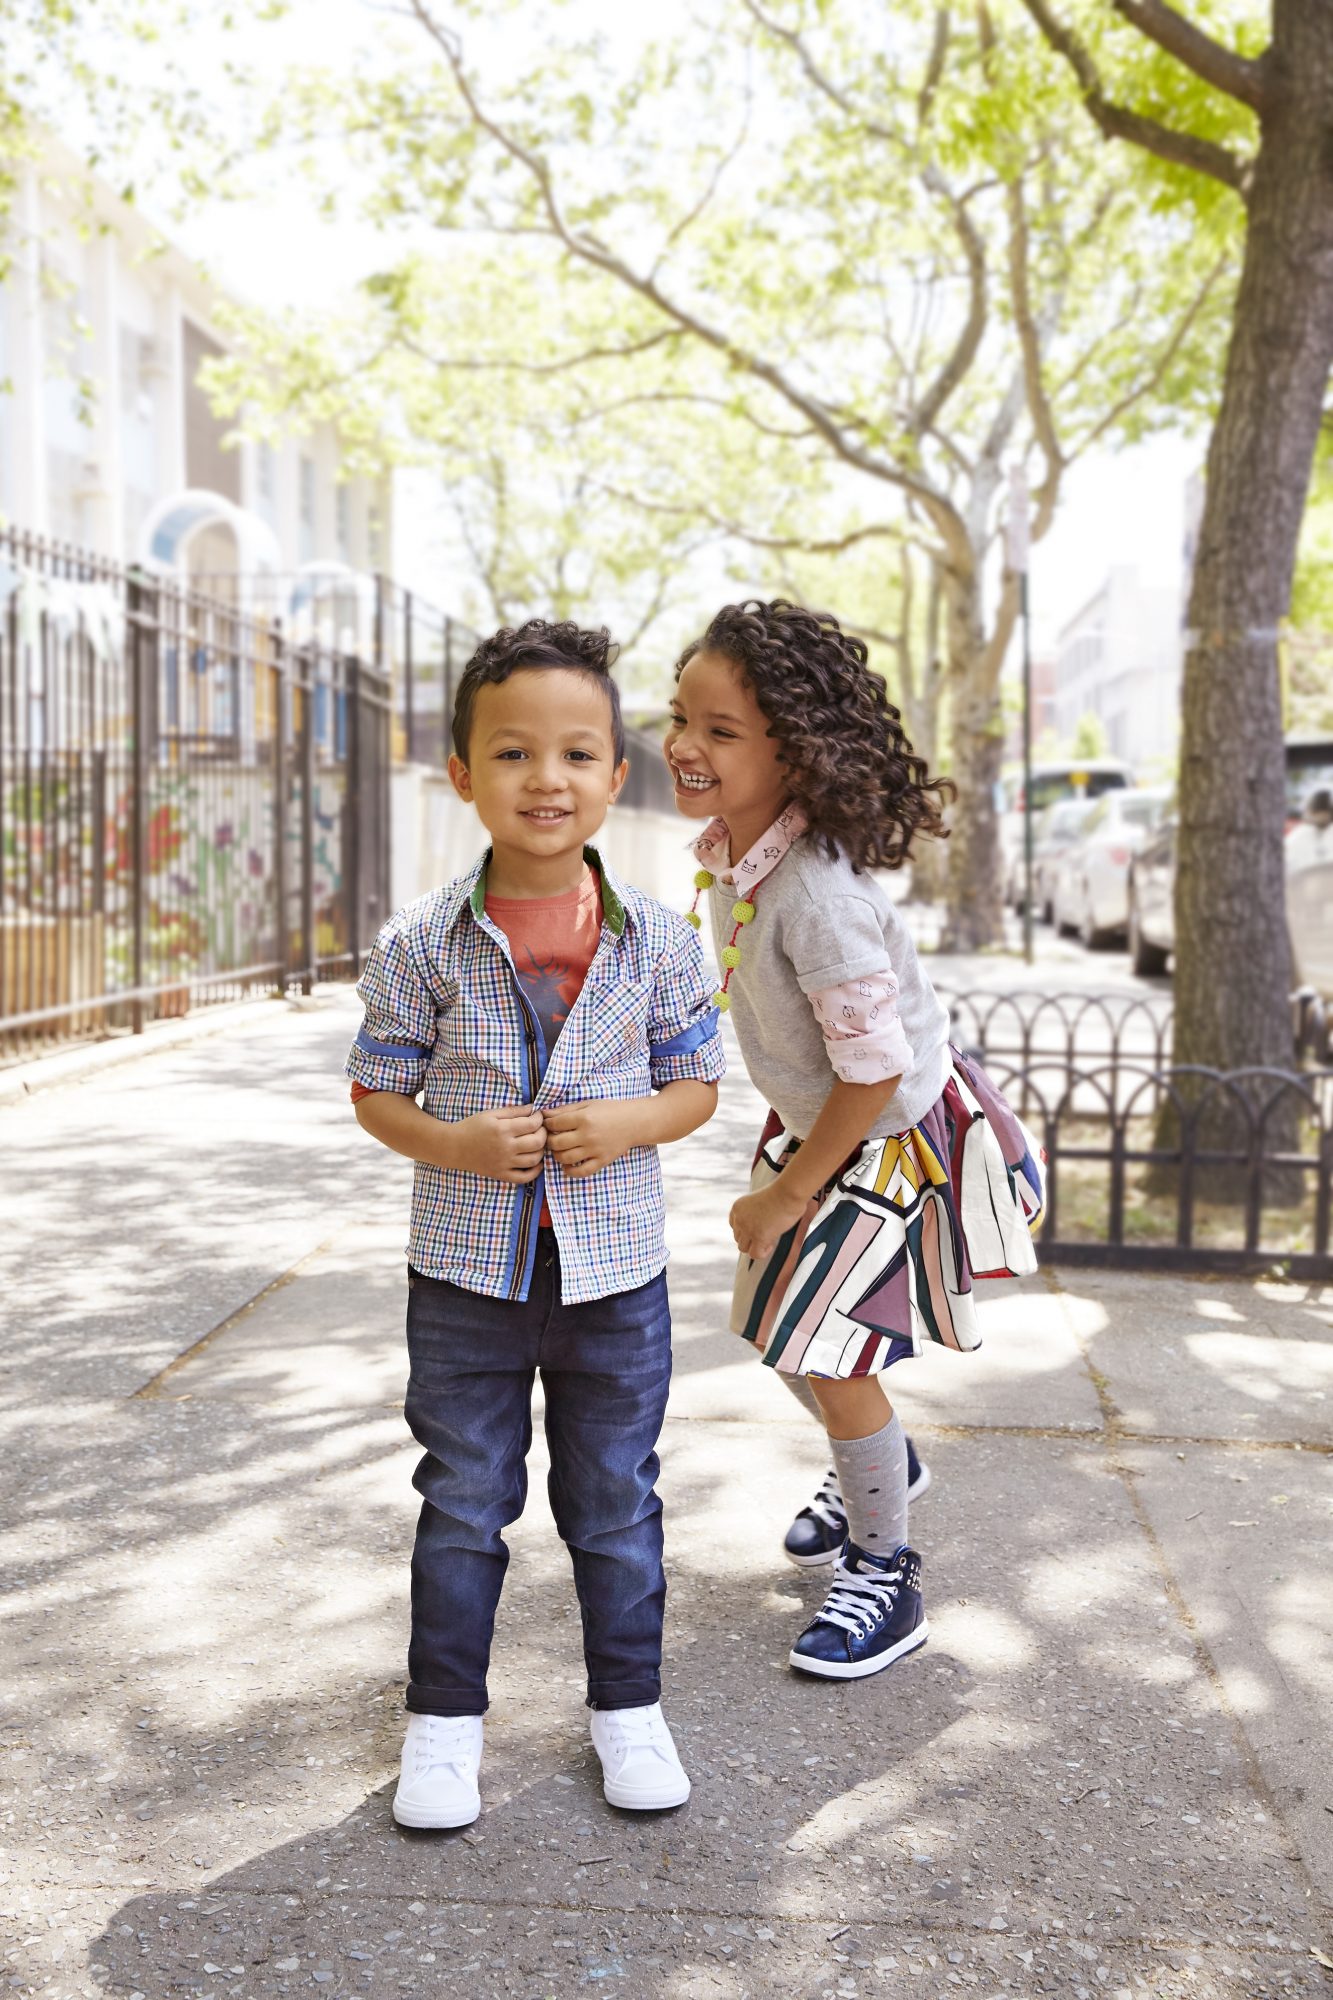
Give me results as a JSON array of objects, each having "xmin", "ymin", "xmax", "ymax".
[{"xmin": 346, "ymin": 847, "xmax": 725, "ymax": 1304}]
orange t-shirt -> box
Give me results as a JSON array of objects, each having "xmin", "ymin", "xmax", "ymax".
[{"xmin": 352, "ymin": 869, "xmax": 605, "ymax": 1229}]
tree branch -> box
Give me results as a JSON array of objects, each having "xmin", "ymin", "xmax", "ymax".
[
  {"xmin": 406, "ymin": 0, "xmax": 971, "ymax": 561},
  {"xmin": 396, "ymin": 328, "xmax": 686, "ymax": 378},
  {"xmin": 1110, "ymin": 0, "xmax": 1268, "ymax": 113},
  {"xmin": 1017, "ymin": 0, "xmax": 1250, "ymax": 195}
]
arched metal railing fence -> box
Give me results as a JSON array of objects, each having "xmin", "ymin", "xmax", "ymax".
[{"xmin": 939, "ymin": 989, "xmax": 1333, "ymax": 1277}]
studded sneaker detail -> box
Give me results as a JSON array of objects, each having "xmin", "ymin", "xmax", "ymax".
[
  {"xmin": 392, "ymin": 1713, "xmax": 483, "ymax": 1829},
  {"xmin": 789, "ymin": 1542, "xmax": 928, "ymax": 1680}
]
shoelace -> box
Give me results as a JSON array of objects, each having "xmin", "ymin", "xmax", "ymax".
[
  {"xmin": 602, "ymin": 1708, "xmax": 670, "ymax": 1757},
  {"xmin": 411, "ymin": 1716, "xmax": 477, "ymax": 1775},
  {"xmin": 799, "ymin": 1469, "xmax": 846, "ymax": 1533},
  {"xmin": 815, "ymin": 1558, "xmax": 904, "ymax": 1639}
]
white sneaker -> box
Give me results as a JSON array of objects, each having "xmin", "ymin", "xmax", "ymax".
[
  {"xmin": 590, "ymin": 1702, "xmax": 690, "ymax": 1810},
  {"xmin": 392, "ymin": 1713, "xmax": 483, "ymax": 1828}
]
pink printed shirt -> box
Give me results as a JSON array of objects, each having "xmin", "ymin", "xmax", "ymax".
[{"xmin": 692, "ymin": 808, "xmax": 914, "ymax": 1084}]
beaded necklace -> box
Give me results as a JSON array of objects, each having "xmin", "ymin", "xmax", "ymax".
[{"xmin": 685, "ymin": 869, "xmax": 758, "ymax": 1014}]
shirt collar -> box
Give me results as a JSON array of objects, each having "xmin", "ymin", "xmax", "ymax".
[
  {"xmin": 451, "ymin": 845, "xmax": 628, "ymax": 938},
  {"xmin": 691, "ymin": 802, "xmax": 807, "ymax": 892}
]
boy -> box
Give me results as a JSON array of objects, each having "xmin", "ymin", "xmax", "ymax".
[{"xmin": 346, "ymin": 618, "xmax": 723, "ymax": 1829}]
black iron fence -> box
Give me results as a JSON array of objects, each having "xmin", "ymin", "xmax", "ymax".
[
  {"xmin": 0, "ymin": 529, "xmax": 391, "ymax": 1062},
  {"xmin": 943, "ymin": 987, "xmax": 1333, "ymax": 1278}
]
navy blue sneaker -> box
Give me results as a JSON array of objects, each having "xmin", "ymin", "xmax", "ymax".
[
  {"xmin": 789, "ymin": 1542, "xmax": 928, "ymax": 1679},
  {"xmin": 782, "ymin": 1443, "xmax": 931, "ymax": 1571},
  {"xmin": 783, "ymin": 1469, "xmax": 848, "ymax": 1569},
  {"xmin": 906, "ymin": 1436, "xmax": 932, "ymax": 1502}
]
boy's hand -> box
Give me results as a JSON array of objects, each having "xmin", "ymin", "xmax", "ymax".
[
  {"xmin": 730, "ymin": 1182, "xmax": 809, "ymax": 1262},
  {"xmin": 439, "ymin": 1105, "xmax": 547, "ymax": 1183},
  {"xmin": 545, "ymin": 1100, "xmax": 647, "ymax": 1179}
]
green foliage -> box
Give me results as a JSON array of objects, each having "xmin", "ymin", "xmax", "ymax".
[{"xmin": 1070, "ymin": 709, "xmax": 1109, "ymax": 759}]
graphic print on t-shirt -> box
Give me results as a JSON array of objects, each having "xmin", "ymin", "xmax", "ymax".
[
  {"xmin": 511, "ymin": 940, "xmax": 588, "ymax": 1060},
  {"xmin": 484, "ymin": 869, "xmax": 605, "ymax": 1069}
]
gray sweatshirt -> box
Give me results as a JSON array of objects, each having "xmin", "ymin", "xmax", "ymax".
[{"xmin": 709, "ymin": 836, "xmax": 951, "ymax": 1140}]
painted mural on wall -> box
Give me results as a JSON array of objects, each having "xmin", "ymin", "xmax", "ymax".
[{"xmin": 2, "ymin": 753, "xmax": 347, "ymax": 1001}]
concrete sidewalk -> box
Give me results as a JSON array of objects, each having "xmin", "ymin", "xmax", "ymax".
[{"xmin": 2, "ymin": 991, "xmax": 1330, "ymax": 2000}]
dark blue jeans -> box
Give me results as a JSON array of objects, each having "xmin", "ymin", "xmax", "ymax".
[{"xmin": 403, "ymin": 1234, "xmax": 673, "ymax": 1717}]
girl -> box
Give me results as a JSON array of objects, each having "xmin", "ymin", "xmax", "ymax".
[{"xmin": 665, "ymin": 599, "xmax": 1044, "ymax": 1681}]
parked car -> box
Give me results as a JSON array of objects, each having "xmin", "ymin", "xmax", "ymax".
[
  {"xmin": 1126, "ymin": 808, "xmax": 1175, "ymax": 977},
  {"xmin": 1128, "ymin": 781, "xmax": 1333, "ymax": 994},
  {"xmin": 1030, "ymin": 799, "xmax": 1096, "ymax": 924},
  {"xmin": 1283, "ymin": 730, "xmax": 1333, "ymax": 826},
  {"xmin": 1285, "ymin": 782, "xmax": 1333, "ymax": 998},
  {"xmin": 1002, "ymin": 758, "xmax": 1134, "ymax": 907},
  {"xmin": 1051, "ymin": 787, "xmax": 1171, "ymax": 949}
]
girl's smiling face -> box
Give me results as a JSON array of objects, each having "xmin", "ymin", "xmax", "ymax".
[{"xmin": 665, "ymin": 649, "xmax": 791, "ymax": 854}]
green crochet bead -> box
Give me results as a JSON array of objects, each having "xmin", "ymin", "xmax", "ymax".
[
  {"xmin": 685, "ymin": 909, "xmax": 703, "ymax": 929},
  {"xmin": 693, "ymin": 867, "xmax": 715, "ymax": 889},
  {"xmin": 713, "ymin": 989, "xmax": 732, "ymax": 1013},
  {"xmin": 720, "ymin": 944, "xmax": 742, "ymax": 970},
  {"xmin": 731, "ymin": 899, "xmax": 757, "ymax": 924}
]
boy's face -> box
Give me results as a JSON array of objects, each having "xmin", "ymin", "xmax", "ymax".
[{"xmin": 449, "ymin": 668, "xmax": 628, "ymax": 861}]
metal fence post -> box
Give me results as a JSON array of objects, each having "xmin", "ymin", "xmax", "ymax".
[
  {"xmin": 300, "ymin": 650, "xmax": 316, "ymax": 995},
  {"xmin": 402, "ymin": 586, "xmax": 413, "ymax": 763},
  {"xmin": 272, "ymin": 621, "xmax": 289, "ymax": 989},
  {"xmin": 127, "ymin": 570, "xmax": 149, "ymax": 1034},
  {"xmin": 344, "ymin": 656, "xmax": 361, "ymax": 973}
]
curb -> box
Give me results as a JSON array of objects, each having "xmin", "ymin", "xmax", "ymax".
[{"xmin": 0, "ymin": 990, "xmax": 347, "ymax": 1106}]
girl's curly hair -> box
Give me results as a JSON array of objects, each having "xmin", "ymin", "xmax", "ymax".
[{"xmin": 677, "ymin": 599, "xmax": 952, "ymax": 872}]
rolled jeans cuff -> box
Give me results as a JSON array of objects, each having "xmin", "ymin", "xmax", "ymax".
[
  {"xmin": 585, "ymin": 1673, "xmax": 662, "ymax": 1712},
  {"xmin": 406, "ymin": 1680, "xmax": 488, "ymax": 1717}
]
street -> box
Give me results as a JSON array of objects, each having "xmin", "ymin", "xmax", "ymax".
[{"xmin": 3, "ymin": 989, "xmax": 1332, "ymax": 2000}]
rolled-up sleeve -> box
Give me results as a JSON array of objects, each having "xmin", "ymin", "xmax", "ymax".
[
  {"xmin": 648, "ymin": 918, "xmax": 727, "ymax": 1089},
  {"xmin": 809, "ymin": 971, "xmax": 914, "ymax": 1084},
  {"xmin": 344, "ymin": 922, "xmax": 437, "ymax": 1097}
]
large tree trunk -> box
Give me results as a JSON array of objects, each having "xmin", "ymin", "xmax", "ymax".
[
  {"xmin": 941, "ymin": 565, "xmax": 1004, "ymax": 950},
  {"xmin": 1164, "ymin": 3, "xmax": 1333, "ymax": 1196},
  {"xmin": 1173, "ymin": 5, "xmax": 1333, "ymax": 1082}
]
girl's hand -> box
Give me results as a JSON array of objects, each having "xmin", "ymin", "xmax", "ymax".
[
  {"xmin": 545, "ymin": 1099, "xmax": 645, "ymax": 1178},
  {"xmin": 730, "ymin": 1182, "xmax": 809, "ymax": 1261}
]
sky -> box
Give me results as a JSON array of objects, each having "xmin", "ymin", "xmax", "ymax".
[{"xmin": 110, "ymin": 0, "xmax": 1207, "ymax": 651}]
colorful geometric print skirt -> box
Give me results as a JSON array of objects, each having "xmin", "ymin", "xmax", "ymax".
[{"xmin": 732, "ymin": 1049, "xmax": 1047, "ymax": 1379}]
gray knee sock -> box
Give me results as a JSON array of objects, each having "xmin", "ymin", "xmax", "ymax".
[
  {"xmin": 829, "ymin": 1414, "xmax": 908, "ymax": 1554},
  {"xmin": 775, "ymin": 1371, "xmax": 824, "ymax": 1424}
]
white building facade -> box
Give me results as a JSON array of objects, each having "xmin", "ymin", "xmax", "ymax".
[
  {"xmin": 0, "ymin": 139, "xmax": 390, "ymax": 582},
  {"xmin": 1054, "ymin": 565, "xmax": 1183, "ymax": 777}
]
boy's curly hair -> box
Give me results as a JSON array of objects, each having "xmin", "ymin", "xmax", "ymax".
[
  {"xmin": 453, "ymin": 618, "xmax": 624, "ymax": 760},
  {"xmin": 677, "ymin": 599, "xmax": 952, "ymax": 872}
]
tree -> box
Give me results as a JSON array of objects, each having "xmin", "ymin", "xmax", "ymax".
[
  {"xmin": 211, "ymin": 0, "xmax": 1231, "ymax": 946},
  {"xmin": 1017, "ymin": 0, "xmax": 1332, "ymax": 1090}
]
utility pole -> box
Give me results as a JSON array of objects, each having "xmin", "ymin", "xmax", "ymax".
[{"xmin": 1007, "ymin": 465, "xmax": 1034, "ymax": 968}]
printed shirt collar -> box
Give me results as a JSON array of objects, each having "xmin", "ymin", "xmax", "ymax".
[
  {"xmin": 691, "ymin": 802, "xmax": 807, "ymax": 892},
  {"xmin": 451, "ymin": 845, "xmax": 628, "ymax": 938}
]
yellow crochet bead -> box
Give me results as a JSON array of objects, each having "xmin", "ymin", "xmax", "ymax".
[
  {"xmin": 721, "ymin": 944, "xmax": 742, "ymax": 970},
  {"xmin": 685, "ymin": 909, "xmax": 703, "ymax": 929},
  {"xmin": 713, "ymin": 989, "xmax": 732, "ymax": 1013},
  {"xmin": 731, "ymin": 899, "xmax": 756, "ymax": 924},
  {"xmin": 693, "ymin": 868, "xmax": 715, "ymax": 889}
]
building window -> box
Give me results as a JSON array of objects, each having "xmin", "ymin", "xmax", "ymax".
[
  {"xmin": 367, "ymin": 500, "xmax": 382, "ymax": 570},
  {"xmin": 258, "ymin": 441, "xmax": 275, "ymax": 500},
  {"xmin": 299, "ymin": 454, "xmax": 316, "ymax": 563},
  {"xmin": 335, "ymin": 484, "xmax": 350, "ymax": 560}
]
